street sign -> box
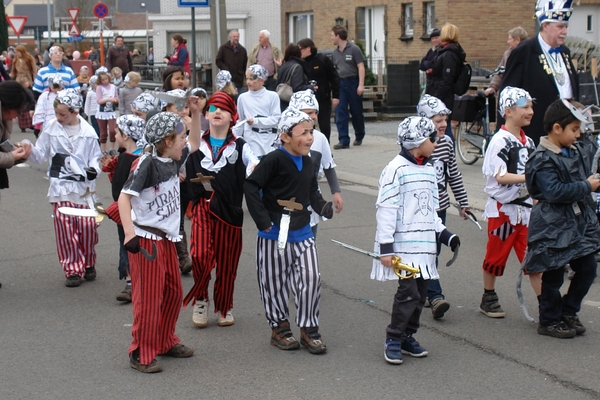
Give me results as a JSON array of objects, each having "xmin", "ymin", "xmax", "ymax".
[
  {"xmin": 66, "ymin": 35, "xmax": 85, "ymax": 43},
  {"xmin": 177, "ymin": 0, "xmax": 209, "ymax": 6},
  {"xmin": 93, "ymin": 2, "xmax": 109, "ymax": 18},
  {"xmin": 69, "ymin": 23, "xmax": 81, "ymax": 36},
  {"xmin": 6, "ymin": 16, "xmax": 27, "ymax": 35},
  {"xmin": 68, "ymin": 8, "xmax": 80, "ymax": 21}
]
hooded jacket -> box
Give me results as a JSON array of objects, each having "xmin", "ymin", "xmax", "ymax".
[{"xmin": 427, "ymin": 42, "xmax": 466, "ymax": 112}]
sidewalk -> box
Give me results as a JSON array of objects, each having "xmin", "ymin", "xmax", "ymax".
[{"xmin": 329, "ymin": 119, "xmax": 489, "ymax": 212}]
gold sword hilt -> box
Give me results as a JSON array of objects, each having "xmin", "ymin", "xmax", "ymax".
[{"xmin": 392, "ymin": 256, "xmax": 420, "ymax": 280}]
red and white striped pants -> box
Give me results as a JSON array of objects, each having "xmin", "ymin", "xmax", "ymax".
[
  {"xmin": 183, "ymin": 200, "xmax": 243, "ymax": 317},
  {"xmin": 52, "ymin": 202, "xmax": 99, "ymax": 278},
  {"xmin": 128, "ymin": 237, "xmax": 182, "ymax": 366}
]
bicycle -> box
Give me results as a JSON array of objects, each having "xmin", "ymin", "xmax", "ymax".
[{"xmin": 453, "ymin": 67, "xmax": 503, "ymax": 165}]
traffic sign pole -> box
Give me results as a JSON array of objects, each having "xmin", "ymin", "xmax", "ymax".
[{"xmin": 94, "ymin": 2, "xmax": 109, "ymax": 67}]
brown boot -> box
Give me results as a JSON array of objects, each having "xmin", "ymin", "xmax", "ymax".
[
  {"xmin": 176, "ymin": 231, "xmax": 192, "ymax": 274},
  {"xmin": 270, "ymin": 320, "xmax": 300, "ymax": 350},
  {"xmin": 300, "ymin": 327, "xmax": 327, "ymax": 354}
]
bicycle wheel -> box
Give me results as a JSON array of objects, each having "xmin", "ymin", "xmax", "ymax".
[{"xmin": 456, "ymin": 121, "xmax": 483, "ymax": 165}]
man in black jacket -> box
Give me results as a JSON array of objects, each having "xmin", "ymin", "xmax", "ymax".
[
  {"xmin": 419, "ymin": 29, "xmax": 441, "ymax": 91},
  {"xmin": 500, "ymin": 0, "xmax": 578, "ymax": 145},
  {"xmin": 298, "ymin": 38, "xmax": 340, "ymax": 142},
  {"xmin": 216, "ymin": 30, "xmax": 248, "ymax": 92}
]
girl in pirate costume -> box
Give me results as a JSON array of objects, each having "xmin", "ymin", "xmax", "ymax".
[
  {"xmin": 118, "ymin": 102, "xmax": 204, "ymax": 373},
  {"xmin": 373, "ymin": 116, "xmax": 460, "ymax": 365},
  {"xmin": 21, "ymin": 89, "xmax": 103, "ymax": 287},
  {"xmin": 244, "ymin": 108, "xmax": 334, "ymax": 355},
  {"xmin": 416, "ymin": 95, "xmax": 470, "ymax": 320},
  {"xmin": 480, "ymin": 87, "xmax": 540, "ymax": 318},
  {"xmin": 182, "ymin": 91, "xmax": 258, "ymax": 328}
]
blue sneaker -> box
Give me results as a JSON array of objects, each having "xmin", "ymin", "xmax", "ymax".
[
  {"xmin": 401, "ymin": 335, "xmax": 428, "ymax": 357},
  {"xmin": 384, "ymin": 339, "xmax": 403, "ymax": 364}
]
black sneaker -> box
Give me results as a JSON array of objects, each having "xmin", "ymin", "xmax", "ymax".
[
  {"xmin": 333, "ymin": 142, "xmax": 349, "ymax": 149},
  {"xmin": 479, "ymin": 292, "xmax": 506, "ymax": 318},
  {"xmin": 562, "ymin": 313, "xmax": 586, "ymax": 335},
  {"xmin": 130, "ymin": 351, "xmax": 163, "ymax": 373},
  {"xmin": 84, "ymin": 267, "xmax": 96, "ymax": 281},
  {"xmin": 537, "ymin": 321, "xmax": 576, "ymax": 338},
  {"xmin": 353, "ymin": 139, "xmax": 362, "ymax": 146},
  {"xmin": 65, "ymin": 275, "xmax": 82, "ymax": 287}
]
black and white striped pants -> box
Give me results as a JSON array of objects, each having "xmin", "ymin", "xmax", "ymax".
[{"xmin": 256, "ymin": 237, "xmax": 321, "ymax": 328}]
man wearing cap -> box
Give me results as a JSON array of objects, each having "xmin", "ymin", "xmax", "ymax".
[
  {"xmin": 500, "ymin": 0, "xmax": 578, "ymax": 145},
  {"xmin": 216, "ymin": 30, "xmax": 248, "ymax": 92},
  {"xmin": 33, "ymin": 45, "xmax": 79, "ymax": 99},
  {"xmin": 420, "ymin": 28, "xmax": 441, "ymax": 93}
]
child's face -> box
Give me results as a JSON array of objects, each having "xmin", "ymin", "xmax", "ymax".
[
  {"xmin": 177, "ymin": 105, "xmax": 190, "ymax": 119},
  {"xmin": 54, "ymin": 103, "xmax": 78, "ymax": 126},
  {"xmin": 80, "ymin": 69, "xmax": 89, "ymax": 78},
  {"xmin": 170, "ymin": 71, "xmax": 185, "ymax": 89},
  {"xmin": 163, "ymin": 132, "xmax": 187, "ymax": 160},
  {"xmin": 165, "ymin": 104, "xmax": 177, "ymax": 113},
  {"xmin": 206, "ymin": 105, "xmax": 232, "ymax": 129},
  {"xmin": 100, "ymin": 74, "xmax": 110, "ymax": 85},
  {"xmin": 411, "ymin": 133, "xmax": 438, "ymax": 158},
  {"xmin": 281, "ymin": 120, "xmax": 314, "ymax": 156},
  {"xmin": 431, "ymin": 115, "xmax": 447, "ymax": 137},
  {"xmin": 301, "ymin": 109, "xmax": 318, "ymax": 125},
  {"xmin": 50, "ymin": 84, "xmax": 62, "ymax": 93},
  {"xmin": 115, "ymin": 127, "xmax": 128, "ymax": 148},
  {"xmin": 113, "ymin": 70, "xmax": 122, "ymax": 78},
  {"xmin": 505, "ymin": 101, "xmax": 534, "ymax": 128},
  {"xmin": 245, "ymin": 71, "xmax": 264, "ymax": 91},
  {"xmin": 553, "ymin": 120, "xmax": 581, "ymax": 148}
]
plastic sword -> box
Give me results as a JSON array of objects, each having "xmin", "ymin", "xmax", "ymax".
[{"xmin": 277, "ymin": 198, "xmax": 303, "ymax": 255}]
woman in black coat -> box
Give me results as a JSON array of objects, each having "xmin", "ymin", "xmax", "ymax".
[
  {"xmin": 276, "ymin": 44, "xmax": 310, "ymax": 110},
  {"xmin": 426, "ymin": 23, "xmax": 466, "ymax": 140}
]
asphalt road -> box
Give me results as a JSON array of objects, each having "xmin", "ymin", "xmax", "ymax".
[{"xmin": 1, "ymin": 129, "xmax": 599, "ymax": 399}]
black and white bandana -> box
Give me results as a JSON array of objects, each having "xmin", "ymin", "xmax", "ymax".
[
  {"xmin": 397, "ymin": 116, "xmax": 436, "ymax": 149},
  {"xmin": 117, "ymin": 115, "xmax": 146, "ymax": 142},
  {"xmin": 417, "ymin": 94, "xmax": 451, "ymax": 118},
  {"xmin": 215, "ymin": 70, "xmax": 232, "ymax": 91},
  {"xmin": 278, "ymin": 107, "xmax": 313, "ymax": 134},
  {"xmin": 56, "ymin": 88, "xmax": 83, "ymax": 110},
  {"xmin": 131, "ymin": 92, "xmax": 157, "ymax": 113},
  {"xmin": 289, "ymin": 90, "xmax": 319, "ymax": 112},
  {"xmin": 145, "ymin": 112, "xmax": 185, "ymax": 145},
  {"xmin": 248, "ymin": 64, "xmax": 268, "ymax": 81},
  {"xmin": 48, "ymin": 73, "xmax": 64, "ymax": 88}
]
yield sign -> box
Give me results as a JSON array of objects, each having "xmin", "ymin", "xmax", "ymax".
[
  {"xmin": 68, "ymin": 8, "xmax": 80, "ymax": 22},
  {"xmin": 69, "ymin": 23, "xmax": 81, "ymax": 36},
  {"xmin": 6, "ymin": 16, "xmax": 27, "ymax": 35}
]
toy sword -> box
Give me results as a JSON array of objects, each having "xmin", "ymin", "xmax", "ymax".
[
  {"xmin": 190, "ymin": 172, "xmax": 215, "ymax": 192},
  {"xmin": 277, "ymin": 198, "xmax": 303, "ymax": 254},
  {"xmin": 57, "ymin": 188, "xmax": 106, "ymax": 224},
  {"xmin": 331, "ymin": 239, "xmax": 420, "ymax": 279},
  {"xmin": 452, "ymin": 203, "xmax": 482, "ymax": 230}
]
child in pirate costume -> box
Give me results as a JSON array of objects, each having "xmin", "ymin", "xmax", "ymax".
[
  {"xmin": 244, "ymin": 108, "xmax": 334, "ymax": 354},
  {"xmin": 416, "ymin": 94, "xmax": 470, "ymax": 319},
  {"xmin": 182, "ymin": 91, "xmax": 258, "ymax": 328},
  {"xmin": 32, "ymin": 73, "xmax": 63, "ymax": 138},
  {"xmin": 100, "ymin": 114, "xmax": 146, "ymax": 302},
  {"xmin": 524, "ymin": 99, "xmax": 600, "ymax": 338},
  {"xmin": 373, "ymin": 116, "xmax": 460, "ymax": 365},
  {"xmin": 118, "ymin": 104, "xmax": 204, "ymax": 373},
  {"xmin": 22, "ymin": 89, "xmax": 103, "ymax": 287},
  {"xmin": 288, "ymin": 89, "xmax": 344, "ymax": 237},
  {"xmin": 480, "ymin": 87, "xmax": 540, "ymax": 318},
  {"xmin": 235, "ymin": 64, "xmax": 281, "ymax": 158}
]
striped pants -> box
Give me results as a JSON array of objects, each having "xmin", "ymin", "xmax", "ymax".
[
  {"xmin": 128, "ymin": 237, "xmax": 182, "ymax": 366},
  {"xmin": 183, "ymin": 200, "xmax": 242, "ymax": 317},
  {"xmin": 256, "ymin": 237, "xmax": 321, "ymax": 328},
  {"xmin": 52, "ymin": 202, "xmax": 99, "ymax": 278}
]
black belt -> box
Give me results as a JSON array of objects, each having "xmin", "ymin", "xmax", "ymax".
[
  {"xmin": 252, "ymin": 127, "xmax": 277, "ymax": 133},
  {"xmin": 133, "ymin": 222, "xmax": 167, "ymax": 238},
  {"xmin": 507, "ymin": 196, "xmax": 532, "ymax": 208}
]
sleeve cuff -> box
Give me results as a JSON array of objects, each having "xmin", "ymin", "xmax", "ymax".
[{"xmin": 379, "ymin": 243, "xmax": 395, "ymax": 256}]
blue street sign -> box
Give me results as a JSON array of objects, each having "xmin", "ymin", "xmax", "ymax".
[
  {"xmin": 177, "ymin": 0, "xmax": 209, "ymax": 6},
  {"xmin": 67, "ymin": 35, "xmax": 85, "ymax": 43}
]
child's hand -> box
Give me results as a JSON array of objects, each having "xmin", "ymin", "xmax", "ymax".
[
  {"xmin": 380, "ymin": 255, "xmax": 393, "ymax": 268},
  {"xmin": 320, "ymin": 202, "xmax": 334, "ymax": 219},
  {"xmin": 588, "ymin": 174, "xmax": 600, "ymax": 191},
  {"xmin": 179, "ymin": 172, "xmax": 185, "ymax": 182},
  {"xmin": 100, "ymin": 154, "xmax": 113, "ymax": 167},
  {"xmin": 333, "ymin": 192, "xmax": 344, "ymax": 213},
  {"xmin": 460, "ymin": 207, "xmax": 470, "ymax": 219},
  {"xmin": 187, "ymin": 95, "xmax": 206, "ymax": 114},
  {"xmin": 246, "ymin": 118, "xmax": 254, "ymax": 125}
]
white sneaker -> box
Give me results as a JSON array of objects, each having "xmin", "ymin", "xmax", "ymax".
[
  {"xmin": 192, "ymin": 300, "xmax": 209, "ymax": 328},
  {"xmin": 217, "ymin": 310, "xmax": 234, "ymax": 327}
]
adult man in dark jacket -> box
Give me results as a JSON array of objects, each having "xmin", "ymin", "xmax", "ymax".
[
  {"xmin": 216, "ymin": 30, "xmax": 248, "ymax": 91},
  {"xmin": 298, "ymin": 38, "xmax": 340, "ymax": 141},
  {"xmin": 419, "ymin": 29, "xmax": 441, "ymax": 91},
  {"xmin": 106, "ymin": 35, "xmax": 133, "ymax": 75},
  {"xmin": 500, "ymin": 0, "xmax": 578, "ymax": 145}
]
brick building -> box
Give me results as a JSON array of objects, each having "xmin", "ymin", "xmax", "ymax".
[{"xmin": 281, "ymin": 0, "xmax": 539, "ymax": 73}]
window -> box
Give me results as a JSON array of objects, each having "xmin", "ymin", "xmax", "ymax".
[
  {"xmin": 425, "ymin": 2, "xmax": 435, "ymax": 34},
  {"xmin": 587, "ymin": 15, "xmax": 593, "ymax": 32},
  {"xmin": 289, "ymin": 13, "xmax": 314, "ymax": 43},
  {"xmin": 403, "ymin": 4, "xmax": 414, "ymax": 37}
]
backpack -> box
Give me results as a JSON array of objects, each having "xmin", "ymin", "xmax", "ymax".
[{"xmin": 453, "ymin": 62, "xmax": 472, "ymax": 95}]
